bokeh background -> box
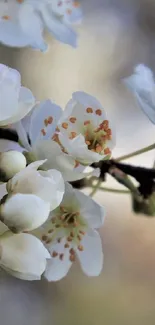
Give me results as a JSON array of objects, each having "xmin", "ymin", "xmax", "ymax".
[{"xmin": 1, "ymin": 0, "xmax": 155, "ymax": 324}]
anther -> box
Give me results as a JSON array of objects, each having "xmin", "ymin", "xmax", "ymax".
[
  {"xmin": 59, "ymin": 254, "xmax": 64, "ymax": 261},
  {"xmin": 78, "ymin": 245, "xmax": 84, "ymax": 251},
  {"xmin": 69, "ymin": 117, "xmax": 76, "ymax": 123},
  {"xmin": 52, "ymin": 251, "xmax": 58, "ymax": 257},
  {"xmin": 42, "ymin": 235, "xmax": 48, "ymax": 241},
  {"xmin": 62, "ymin": 122, "xmax": 68, "ymax": 129},
  {"xmin": 86, "ymin": 107, "xmax": 93, "ymax": 113},
  {"xmin": 95, "ymin": 109, "xmax": 102, "ymax": 116}
]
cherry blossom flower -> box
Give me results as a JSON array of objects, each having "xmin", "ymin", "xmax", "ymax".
[
  {"xmin": 14, "ymin": 92, "xmax": 115, "ymax": 180},
  {"xmin": 0, "ymin": 64, "xmax": 35, "ymax": 127},
  {"xmin": 34, "ymin": 182, "xmax": 104, "ymax": 281},
  {"xmin": 57, "ymin": 91, "xmax": 115, "ymax": 165},
  {"xmin": 0, "ymin": 160, "xmax": 64, "ymax": 233},
  {"xmin": 37, "ymin": 0, "xmax": 82, "ymax": 48},
  {"xmin": 124, "ymin": 64, "xmax": 155, "ymax": 124},
  {"xmin": 13, "ymin": 100, "xmax": 84, "ymax": 181},
  {"xmin": 0, "ymin": 231, "xmax": 50, "ymax": 280},
  {"xmin": 0, "ymin": 0, "xmax": 82, "ymax": 50}
]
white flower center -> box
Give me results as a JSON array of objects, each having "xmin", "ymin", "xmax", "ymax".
[
  {"xmin": 41, "ymin": 205, "xmax": 87, "ymax": 262},
  {"xmin": 54, "ymin": 107, "xmax": 112, "ymax": 158}
]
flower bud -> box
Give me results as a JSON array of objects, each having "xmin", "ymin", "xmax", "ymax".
[
  {"xmin": 132, "ymin": 192, "xmax": 155, "ymax": 217},
  {"xmin": 0, "ymin": 151, "xmax": 26, "ymax": 182}
]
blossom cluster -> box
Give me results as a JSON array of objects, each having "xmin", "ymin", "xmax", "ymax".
[
  {"xmin": 0, "ymin": 63, "xmax": 116, "ymax": 281},
  {"xmin": 0, "ymin": 1, "xmax": 155, "ymax": 283},
  {"xmin": 0, "ymin": 0, "xmax": 82, "ymax": 50}
]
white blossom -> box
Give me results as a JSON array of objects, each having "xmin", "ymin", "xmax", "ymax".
[
  {"xmin": 0, "ymin": 231, "xmax": 50, "ymax": 280},
  {"xmin": 0, "ymin": 0, "xmax": 82, "ymax": 50},
  {"xmin": 14, "ymin": 92, "xmax": 115, "ymax": 180},
  {"xmin": 0, "ymin": 160, "xmax": 64, "ymax": 233},
  {"xmin": 124, "ymin": 64, "xmax": 155, "ymax": 124},
  {"xmin": 0, "ymin": 150, "xmax": 26, "ymax": 181},
  {"xmin": 57, "ymin": 91, "xmax": 115, "ymax": 165},
  {"xmin": 34, "ymin": 182, "xmax": 104, "ymax": 281},
  {"xmin": 0, "ymin": 64, "xmax": 35, "ymax": 127}
]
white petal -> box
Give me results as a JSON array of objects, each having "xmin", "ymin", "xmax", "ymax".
[
  {"xmin": 33, "ymin": 140, "xmax": 76, "ymax": 178},
  {"xmin": 7, "ymin": 159, "xmax": 47, "ymax": 192},
  {"xmin": 0, "ymin": 193, "xmax": 50, "ymax": 232},
  {"xmin": 19, "ymin": 4, "xmax": 47, "ymax": 51},
  {"xmin": 8, "ymin": 87, "xmax": 35, "ymax": 123},
  {"xmin": 135, "ymin": 91, "xmax": 155, "ymax": 124},
  {"xmin": 74, "ymin": 190, "xmax": 105, "ymax": 229},
  {"xmin": 0, "ymin": 21, "xmax": 33, "ymax": 48},
  {"xmin": 60, "ymin": 182, "xmax": 80, "ymax": 209},
  {"xmin": 0, "ymin": 87, "xmax": 35, "ymax": 126},
  {"xmin": 0, "ymin": 139, "xmax": 23, "ymax": 153},
  {"xmin": 0, "ymin": 64, "xmax": 21, "ymax": 88},
  {"xmin": 41, "ymin": 7, "xmax": 77, "ymax": 47},
  {"xmin": 7, "ymin": 161, "xmax": 64, "ymax": 211},
  {"xmin": 124, "ymin": 64, "xmax": 155, "ymax": 124},
  {"xmin": 44, "ymin": 237, "xmax": 72, "ymax": 281},
  {"xmin": 38, "ymin": 169, "xmax": 65, "ymax": 210},
  {"xmin": 72, "ymin": 91, "xmax": 104, "ymax": 109},
  {"xmin": 13, "ymin": 121, "xmax": 31, "ymax": 151},
  {"xmin": 29, "ymin": 100, "xmax": 62, "ymax": 145},
  {"xmin": 76, "ymin": 228, "xmax": 103, "ymax": 276},
  {"xmin": 0, "ymin": 84, "xmax": 19, "ymax": 125},
  {"xmin": 0, "ymin": 232, "xmax": 50, "ymax": 280},
  {"xmin": 59, "ymin": 133, "xmax": 102, "ymax": 165}
]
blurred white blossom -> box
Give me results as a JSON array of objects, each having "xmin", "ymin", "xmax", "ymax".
[
  {"xmin": 125, "ymin": 64, "xmax": 155, "ymax": 124},
  {"xmin": 0, "ymin": 64, "xmax": 35, "ymax": 127},
  {"xmin": 0, "ymin": 0, "xmax": 82, "ymax": 50}
]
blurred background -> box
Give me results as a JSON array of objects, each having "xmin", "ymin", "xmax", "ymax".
[{"xmin": 1, "ymin": 0, "xmax": 155, "ymax": 324}]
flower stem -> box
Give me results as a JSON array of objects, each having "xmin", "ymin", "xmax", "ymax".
[
  {"xmin": 90, "ymin": 186, "xmax": 130, "ymax": 194},
  {"xmin": 90, "ymin": 179, "xmax": 102, "ymax": 197},
  {"xmin": 115, "ymin": 143, "xmax": 155, "ymax": 162}
]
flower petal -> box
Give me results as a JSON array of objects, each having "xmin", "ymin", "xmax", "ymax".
[
  {"xmin": 6, "ymin": 160, "xmax": 64, "ymax": 211},
  {"xmin": 0, "ymin": 232, "xmax": 50, "ymax": 280},
  {"xmin": 73, "ymin": 91, "xmax": 104, "ymax": 109},
  {"xmin": 6, "ymin": 159, "xmax": 46, "ymax": 192},
  {"xmin": 0, "ymin": 193, "xmax": 50, "ymax": 232},
  {"xmin": 38, "ymin": 169, "xmax": 65, "ymax": 210},
  {"xmin": 13, "ymin": 121, "xmax": 31, "ymax": 151},
  {"xmin": 0, "ymin": 21, "xmax": 33, "ymax": 48},
  {"xmin": 59, "ymin": 133, "xmax": 102, "ymax": 165},
  {"xmin": 124, "ymin": 64, "xmax": 155, "ymax": 124},
  {"xmin": 29, "ymin": 100, "xmax": 62, "ymax": 145},
  {"xmin": 44, "ymin": 237, "xmax": 72, "ymax": 281},
  {"xmin": 33, "ymin": 140, "xmax": 77, "ymax": 179},
  {"xmin": 76, "ymin": 228, "xmax": 103, "ymax": 276},
  {"xmin": 0, "ymin": 139, "xmax": 23, "ymax": 153},
  {"xmin": 7, "ymin": 87, "xmax": 36, "ymax": 124},
  {"xmin": 19, "ymin": 3, "xmax": 47, "ymax": 51},
  {"xmin": 75, "ymin": 190, "xmax": 105, "ymax": 229},
  {"xmin": 41, "ymin": 7, "xmax": 77, "ymax": 47}
]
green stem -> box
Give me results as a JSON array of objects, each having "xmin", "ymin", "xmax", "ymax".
[
  {"xmin": 90, "ymin": 186, "xmax": 130, "ymax": 194},
  {"xmin": 115, "ymin": 143, "xmax": 155, "ymax": 162},
  {"xmin": 90, "ymin": 179, "xmax": 102, "ymax": 197}
]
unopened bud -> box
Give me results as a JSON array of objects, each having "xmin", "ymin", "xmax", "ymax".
[
  {"xmin": 0, "ymin": 151, "xmax": 26, "ymax": 182},
  {"xmin": 132, "ymin": 192, "xmax": 155, "ymax": 217}
]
